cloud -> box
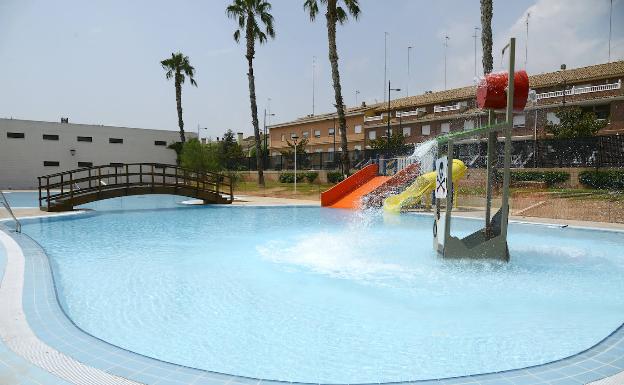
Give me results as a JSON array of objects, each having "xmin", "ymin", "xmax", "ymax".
[{"xmin": 438, "ymin": 0, "xmax": 622, "ymax": 90}]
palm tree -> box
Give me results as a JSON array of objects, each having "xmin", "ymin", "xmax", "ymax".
[
  {"xmin": 480, "ymin": 0, "xmax": 493, "ymax": 74},
  {"xmin": 227, "ymin": 0, "xmax": 275, "ymax": 187},
  {"xmin": 304, "ymin": 0, "xmax": 359, "ymax": 174},
  {"xmin": 161, "ymin": 52, "xmax": 197, "ymax": 143}
]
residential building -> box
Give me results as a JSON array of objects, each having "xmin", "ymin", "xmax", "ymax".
[
  {"xmin": 267, "ymin": 61, "xmax": 623, "ymax": 155},
  {"xmin": 0, "ymin": 118, "xmax": 192, "ymax": 189},
  {"xmin": 267, "ymin": 106, "xmax": 368, "ymax": 155}
]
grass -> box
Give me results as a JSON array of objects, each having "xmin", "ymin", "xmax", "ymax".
[{"xmin": 235, "ymin": 180, "xmax": 335, "ymax": 200}]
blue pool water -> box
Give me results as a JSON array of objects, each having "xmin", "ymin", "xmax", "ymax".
[{"xmin": 15, "ymin": 195, "xmax": 624, "ymax": 383}]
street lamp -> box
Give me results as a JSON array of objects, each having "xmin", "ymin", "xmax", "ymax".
[
  {"xmin": 387, "ymin": 81, "xmax": 401, "ymax": 147},
  {"xmin": 263, "ymin": 109, "xmax": 275, "ymax": 166},
  {"xmin": 292, "ymin": 135, "xmax": 299, "ymax": 194},
  {"xmin": 197, "ymin": 124, "xmax": 208, "ymax": 142}
]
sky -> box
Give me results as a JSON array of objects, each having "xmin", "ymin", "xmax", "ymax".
[{"xmin": 0, "ymin": 0, "xmax": 622, "ymax": 138}]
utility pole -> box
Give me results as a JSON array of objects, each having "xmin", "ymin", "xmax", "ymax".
[
  {"xmin": 525, "ymin": 12, "xmax": 530, "ymax": 70},
  {"xmin": 609, "ymin": 0, "xmax": 613, "ymax": 62},
  {"xmin": 312, "ymin": 56, "xmax": 316, "ymax": 115},
  {"xmin": 444, "ymin": 34, "xmax": 450, "ymax": 90},
  {"xmin": 472, "ymin": 27, "xmax": 480, "ymax": 80},
  {"xmin": 407, "ymin": 46, "xmax": 413, "ymax": 97},
  {"xmin": 384, "ymin": 32, "xmax": 389, "ymax": 103}
]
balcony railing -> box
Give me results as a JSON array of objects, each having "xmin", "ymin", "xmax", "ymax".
[
  {"xmin": 535, "ymin": 80, "xmax": 621, "ymax": 101},
  {"xmin": 364, "ymin": 114, "xmax": 385, "ymax": 122},
  {"xmin": 396, "ymin": 108, "xmax": 426, "ymax": 118},
  {"xmin": 434, "ymin": 102, "xmax": 466, "ymax": 113}
]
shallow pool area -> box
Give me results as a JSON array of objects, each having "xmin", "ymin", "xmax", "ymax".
[{"xmin": 14, "ymin": 195, "xmax": 624, "ymax": 384}]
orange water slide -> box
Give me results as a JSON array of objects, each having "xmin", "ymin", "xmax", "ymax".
[{"xmin": 321, "ymin": 164, "xmax": 389, "ymax": 209}]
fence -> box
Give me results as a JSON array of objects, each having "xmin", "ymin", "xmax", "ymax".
[{"xmin": 226, "ymin": 135, "xmax": 624, "ymax": 172}]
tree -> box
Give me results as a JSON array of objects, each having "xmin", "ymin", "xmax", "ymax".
[
  {"xmin": 180, "ymin": 139, "xmax": 221, "ymax": 173},
  {"xmin": 304, "ymin": 0, "xmax": 360, "ymax": 175},
  {"xmin": 480, "ymin": 0, "xmax": 493, "ymax": 74},
  {"xmin": 280, "ymin": 137, "xmax": 310, "ymax": 156},
  {"xmin": 369, "ymin": 130, "xmax": 407, "ymax": 152},
  {"xmin": 160, "ymin": 53, "xmax": 197, "ymax": 143},
  {"xmin": 227, "ymin": 0, "xmax": 275, "ymax": 187},
  {"xmin": 219, "ymin": 129, "xmax": 245, "ymax": 167},
  {"xmin": 545, "ymin": 107, "xmax": 607, "ymax": 139}
]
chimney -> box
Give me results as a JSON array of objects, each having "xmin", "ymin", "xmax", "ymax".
[
  {"xmin": 361, "ymin": 101, "xmax": 367, "ymax": 107},
  {"xmin": 237, "ymin": 132, "xmax": 244, "ymax": 143},
  {"xmin": 60, "ymin": 117, "xmax": 69, "ymax": 123}
]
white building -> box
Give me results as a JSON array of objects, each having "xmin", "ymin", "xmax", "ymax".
[{"xmin": 0, "ymin": 118, "xmax": 193, "ymax": 189}]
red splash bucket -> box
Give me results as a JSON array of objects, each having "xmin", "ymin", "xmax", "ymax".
[{"xmin": 476, "ymin": 70, "xmax": 529, "ymax": 111}]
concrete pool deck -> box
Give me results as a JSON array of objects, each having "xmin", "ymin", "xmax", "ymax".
[{"xmin": 1, "ymin": 198, "xmax": 623, "ymax": 385}]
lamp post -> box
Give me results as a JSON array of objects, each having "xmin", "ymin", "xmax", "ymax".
[
  {"xmin": 407, "ymin": 46, "xmax": 412, "ymax": 97},
  {"xmin": 197, "ymin": 124, "xmax": 208, "ymax": 143},
  {"xmin": 560, "ymin": 63, "xmax": 567, "ymax": 107},
  {"xmin": 292, "ymin": 135, "xmax": 299, "ymax": 194},
  {"xmin": 263, "ymin": 109, "xmax": 275, "ymax": 168},
  {"xmin": 387, "ymin": 81, "xmax": 401, "ymax": 149}
]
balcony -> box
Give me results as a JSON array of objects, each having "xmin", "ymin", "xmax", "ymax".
[
  {"xmin": 434, "ymin": 101, "xmax": 467, "ymax": 113},
  {"xmin": 535, "ymin": 80, "xmax": 621, "ymax": 101},
  {"xmin": 364, "ymin": 113, "xmax": 386, "ymax": 122},
  {"xmin": 396, "ymin": 108, "xmax": 426, "ymax": 118}
]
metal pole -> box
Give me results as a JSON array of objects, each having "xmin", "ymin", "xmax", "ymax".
[
  {"xmin": 387, "ymin": 81, "xmax": 391, "ymax": 139},
  {"xmin": 500, "ymin": 38, "xmax": 516, "ymax": 240},
  {"xmin": 485, "ymin": 111, "xmax": 495, "ymax": 231},
  {"xmin": 525, "ymin": 12, "xmax": 530, "ymax": 70},
  {"xmin": 473, "ymin": 27, "xmax": 480, "ymax": 79},
  {"xmin": 609, "ymin": 0, "xmax": 613, "ymax": 62},
  {"xmin": 384, "ymin": 32, "xmax": 388, "ymax": 103},
  {"xmin": 407, "ymin": 46, "xmax": 412, "ymax": 97},
  {"xmin": 294, "ymin": 141, "xmax": 297, "ymax": 193},
  {"xmin": 444, "ymin": 140, "xmax": 454, "ymax": 247},
  {"xmin": 312, "ymin": 56, "xmax": 316, "ymax": 115},
  {"xmin": 444, "ymin": 34, "xmax": 449, "ymax": 90}
]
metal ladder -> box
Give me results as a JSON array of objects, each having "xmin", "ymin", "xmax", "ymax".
[{"xmin": 0, "ymin": 191, "xmax": 22, "ymax": 233}]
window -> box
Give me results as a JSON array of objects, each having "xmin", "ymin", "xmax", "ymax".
[
  {"xmin": 281, "ymin": 134, "xmax": 285, "ymax": 142},
  {"xmin": 582, "ymin": 104, "xmax": 610, "ymax": 120},
  {"xmin": 43, "ymin": 161, "xmax": 59, "ymax": 167},
  {"xmin": 463, "ymin": 120, "xmax": 475, "ymax": 131},
  {"xmin": 154, "ymin": 140, "xmax": 167, "ymax": 146},
  {"xmin": 109, "ymin": 138, "xmax": 123, "ymax": 144},
  {"xmin": 302, "ymin": 131, "xmax": 309, "ymax": 138},
  {"xmin": 43, "ymin": 134, "xmax": 59, "ymax": 141},
  {"xmin": 368, "ymin": 130, "xmax": 377, "ymax": 140},
  {"xmin": 354, "ymin": 125, "xmax": 362, "ymax": 134},
  {"xmin": 354, "ymin": 145, "xmax": 362, "ymax": 151},
  {"xmin": 314, "ymin": 130, "xmax": 321, "ymax": 138},
  {"xmin": 512, "ymin": 114, "xmax": 526, "ymax": 128},
  {"xmin": 290, "ymin": 132, "xmax": 297, "ymax": 139},
  {"xmin": 7, "ymin": 132, "xmax": 25, "ymax": 139},
  {"xmin": 546, "ymin": 112, "xmax": 560, "ymax": 125},
  {"xmin": 422, "ymin": 125, "xmax": 431, "ymax": 136},
  {"xmin": 402, "ymin": 127, "xmax": 411, "ymax": 137},
  {"xmin": 441, "ymin": 122, "xmax": 450, "ymax": 133},
  {"xmin": 78, "ymin": 162, "xmax": 93, "ymax": 168},
  {"xmin": 328, "ymin": 128, "xmax": 335, "ymax": 136},
  {"xmin": 77, "ymin": 136, "xmax": 92, "ymax": 142},
  {"xmin": 327, "ymin": 147, "xmax": 334, "ymax": 152}
]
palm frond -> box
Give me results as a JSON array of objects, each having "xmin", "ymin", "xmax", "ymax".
[
  {"xmin": 335, "ymin": 6, "xmax": 347, "ymax": 24},
  {"xmin": 303, "ymin": 0, "xmax": 319, "ymax": 21},
  {"xmin": 343, "ymin": 0, "xmax": 360, "ymax": 19}
]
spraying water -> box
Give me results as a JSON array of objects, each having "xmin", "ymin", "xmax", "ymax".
[{"xmin": 408, "ymin": 139, "xmax": 438, "ymax": 175}]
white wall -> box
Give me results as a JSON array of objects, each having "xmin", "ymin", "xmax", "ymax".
[{"xmin": 0, "ymin": 119, "xmax": 194, "ymax": 189}]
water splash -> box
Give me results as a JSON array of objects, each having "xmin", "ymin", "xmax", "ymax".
[{"xmin": 408, "ymin": 139, "xmax": 437, "ymax": 175}]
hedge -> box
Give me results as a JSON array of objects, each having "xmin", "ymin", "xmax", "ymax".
[
  {"xmin": 327, "ymin": 171, "xmax": 345, "ymax": 183},
  {"xmin": 303, "ymin": 172, "xmax": 318, "ymax": 183},
  {"xmin": 495, "ymin": 170, "xmax": 569, "ymax": 187},
  {"xmin": 578, "ymin": 170, "xmax": 624, "ymax": 190},
  {"xmin": 279, "ymin": 172, "xmax": 305, "ymax": 183}
]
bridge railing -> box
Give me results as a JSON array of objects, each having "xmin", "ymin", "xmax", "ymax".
[{"xmin": 38, "ymin": 163, "xmax": 233, "ymax": 209}]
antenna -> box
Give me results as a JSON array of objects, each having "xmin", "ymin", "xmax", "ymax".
[
  {"xmin": 609, "ymin": 0, "xmax": 613, "ymax": 62},
  {"xmin": 384, "ymin": 32, "xmax": 389, "ymax": 103},
  {"xmin": 472, "ymin": 27, "xmax": 480, "ymax": 80},
  {"xmin": 444, "ymin": 34, "xmax": 450, "ymax": 90},
  {"xmin": 525, "ymin": 12, "xmax": 530, "ymax": 70},
  {"xmin": 407, "ymin": 46, "xmax": 413, "ymax": 97},
  {"xmin": 312, "ymin": 56, "xmax": 316, "ymax": 115}
]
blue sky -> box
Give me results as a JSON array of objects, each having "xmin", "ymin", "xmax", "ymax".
[{"xmin": 0, "ymin": 0, "xmax": 622, "ymax": 138}]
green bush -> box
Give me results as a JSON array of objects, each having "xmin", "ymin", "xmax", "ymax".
[
  {"xmin": 327, "ymin": 171, "xmax": 345, "ymax": 183},
  {"xmin": 579, "ymin": 170, "xmax": 624, "ymax": 190},
  {"xmin": 495, "ymin": 170, "xmax": 569, "ymax": 187},
  {"xmin": 279, "ymin": 172, "xmax": 305, "ymax": 183},
  {"xmin": 304, "ymin": 171, "xmax": 318, "ymax": 183}
]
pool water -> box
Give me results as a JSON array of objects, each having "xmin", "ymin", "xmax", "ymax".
[{"xmin": 18, "ymin": 196, "xmax": 624, "ymax": 383}]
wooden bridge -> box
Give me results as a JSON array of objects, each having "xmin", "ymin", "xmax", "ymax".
[{"xmin": 38, "ymin": 163, "xmax": 233, "ymax": 211}]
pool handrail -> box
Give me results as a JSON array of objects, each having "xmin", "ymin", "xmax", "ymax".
[{"xmin": 0, "ymin": 191, "xmax": 22, "ymax": 233}]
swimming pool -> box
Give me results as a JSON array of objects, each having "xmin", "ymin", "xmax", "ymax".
[{"xmin": 15, "ymin": 196, "xmax": 624, "ymax": 383}]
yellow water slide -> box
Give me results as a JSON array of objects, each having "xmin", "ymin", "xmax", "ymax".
[{"xmin": 383, "ymin": 159, "xmax": 467, "ymax": 213}]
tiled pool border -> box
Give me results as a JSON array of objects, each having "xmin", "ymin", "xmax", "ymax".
[{"xmin": 1, "ymin": 213, "xmax": 623, "ymax": 385}]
